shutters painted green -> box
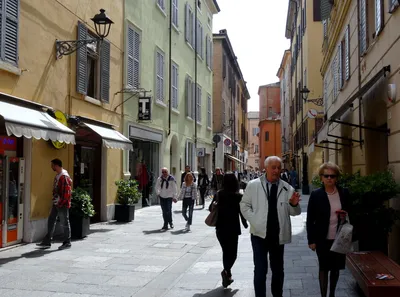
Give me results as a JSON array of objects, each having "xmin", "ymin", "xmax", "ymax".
[
  {"xmin": 196, "ymin": 84, "xmax": 202, "ymax": 122},
  {"xmin": 359, "ymin": 0, "xmax": 368, "ymax": 55},
  {"xmin": 375, "ymin": 0, "xmax": 384, "ymax": 36},
  {"xmin": 185, "ymin": 76, "xmax": 192, "ymax": 117},
  {"xmin": 0, "ymin": 0, "xmax": 19, "ymax": 65},
  {"xmin": 345, "ymin": 25, "xmax": 350, "ymax": 81},
  {"xmin": 76, "ymin": 21, "xmax": 88, "ymax": 95},
  {"xmin": 156, "ymin": 51, "xmax": 164, "ymax": 102},
  {"xmin": 100, "ymin": 39, "xmax": 110, "ymax": 102}
]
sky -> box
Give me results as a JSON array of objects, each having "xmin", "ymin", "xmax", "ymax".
[{"xmin": 212, "ymin": 0, "xmax": 290, "ymax": 112}]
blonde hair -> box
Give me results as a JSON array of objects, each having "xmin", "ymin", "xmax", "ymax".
[
  {"xmin": 318, "ymin": 162, "xmax": 341, "ymax": 177},
  {"xmin": 184, "ymin": 173, "xmax": 193, "ymax": 186}
]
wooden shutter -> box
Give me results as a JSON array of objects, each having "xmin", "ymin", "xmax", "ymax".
[
  {"xmin": 100, "ymin": 39, "xmax": 110, "ymax": 102},
  {"xmin": 76, "ymin": 22, "xmax": 88, "ymax": 95},
  {"xmin": 191, "ymin": 80, "xmax": 196, "ymax": 119},
  {"xmin": 338, "ymin": 44, "xmax": 343, "ymax": 89},
  {"xmin": 359, "ymin": 0, "xmax": 367, "ymax": 54},
  {"xmin": 375, "ymin": 0, "xmax": 384, "ymax": 36},
  {"xmin": 389, "ymin": 0, "xmax": 400, "ymax": 13},
  {"xmin": 320, "ymin": 0, "xmax": 332, "ymax": 21},
  {"xmin": 127, "ymin": 27, "xmax": 140, "ymax": 89},
  {"xmin": 185, "ymin": 3, "xmax": 189, "ymax": 42},
  {"xmin": 345, "ymin": 25, "xmax": 350, "ymax": 81},
  {"xmin": 191, "ymin": 9, "xmax": 195, "ymax": 48},
  {"xmin": 1, "ymin": 0, "xmax": 19, "ymax": 65},
  {"xmin": 185, "ymin": 77, "xmax": 192, "ymax": 117}
]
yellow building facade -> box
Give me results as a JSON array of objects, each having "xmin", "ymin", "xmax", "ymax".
[
  {"xmin": 0, "ymin": 0, "xmax": 129, "ymax": 247},
  {"xmin": 285, "ymin": 0, "xmax": 324, "ymax": 192},
  {"xmin": 316, "ymin": 0, "xmax": 400, "ymax": 263}
]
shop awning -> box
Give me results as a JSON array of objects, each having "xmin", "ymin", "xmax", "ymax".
[
  {"xmin": 224, "ymin": 153, "xmax": 245, "ymax": 164},
  {"xmin": 0, "ymin": 101, "xmax": 75, "ymax": 144},
  {"xmin": 81, "ymin": 121, "xmax": 132, "ymax": 151}
]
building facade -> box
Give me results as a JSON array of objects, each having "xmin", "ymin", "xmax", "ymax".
[
  {"xmin": 285, "ymin": 0, "xmax": 324, "ymax": 194},
  {"xmin": 212, "ymin": 29, "xmax": 250, "ymax": 172},
  {"xmin": 315, "ymin": 0, "xmax": 400, "ymax": 263},
  {"xmin": 258, "ymin": 83, "xmax": 282, "ymax": 170},
  {"xmin": 277, "ymin": 50, "xmax": 292, "ymax": 169},
  {"xmin": 122, "ymin": 0, "xmax": 220, "ymax": 206},
  {"xmin": 247, "ymin": 112, "xmax": 260, "ymax": 170},
  {"xmin": 0, "ymin": 0, "xmax": 130, "ymax": 246}
]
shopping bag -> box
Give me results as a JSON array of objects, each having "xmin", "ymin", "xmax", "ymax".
[
  {"xmin": 330, "ymin": 215, "xmax": 353, "ymax": 254},
  {"xmin": 205, "ymin": 195, "xmax": 218, "ymax": 227}
]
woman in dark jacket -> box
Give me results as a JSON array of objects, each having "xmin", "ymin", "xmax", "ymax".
[
  {"xmin": 198, "ymin": 167, "xmax": 210, "ymax": 208},
  {"xmin": 306, "ymin": 162, "xmax": 351, "ymax": 297},
  {"xmin": 209, "ymin": 173, "xmax": 248, "ymax": 288}
]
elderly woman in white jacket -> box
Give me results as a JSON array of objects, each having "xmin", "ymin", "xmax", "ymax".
[
  {"xmin": 178, "ymin": 173, "xmax": 197, "ymax": 231},
  {"xmin": 240, "ymin": 156, "xmax": 301, "ymax": 297}
]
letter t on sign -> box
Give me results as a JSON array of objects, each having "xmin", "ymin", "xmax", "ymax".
[{"xmin": 138, "ymin": 96, "xmax": 151, "ymax": 121}]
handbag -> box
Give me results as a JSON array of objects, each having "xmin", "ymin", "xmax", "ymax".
[
  {"xmin": 330, "ymin": 214, "xmax": 354, "ymax": 254},
  {"xmin": 205, "ymin": 194, "xmax": 219, "ymax": 227}
]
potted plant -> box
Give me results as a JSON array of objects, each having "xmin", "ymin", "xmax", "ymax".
[
  {"xmin": 114, "ymin": 179, "xmax": 142, "ymax": 222},
  {"xmin": 70, "ymin": 187, "xmax": 95, "ymax": 239}
]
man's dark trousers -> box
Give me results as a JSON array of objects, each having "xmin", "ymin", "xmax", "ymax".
[
  {"xmin": 160, "ymin": 197, "xmax": 173, "ymax": 227},
  {"xmin": 43, "ymin": 205, "xmax": 71, "ymax": 244},
  {"xmin": 252, "ymin": 183, "xmax": 284, "ymax": 297}
]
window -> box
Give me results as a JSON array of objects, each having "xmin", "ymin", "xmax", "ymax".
[
  {"xmin": 207, "ymin": 15, "xmax": 212, "ymax": 28},
  {"xmin": 127, "ymin": 25, "xmax": 141, "ymax": 89},
  {"xmin": 156, "ymin": 50, "xmax": 165, "ymax": 102},
  {"xmin": 185, "ymin": 76, "xmax": 195, "ymax": 119},
  {"xmin": 389, "ymin": 0, "xmax": 400, "ymax": 13},
  {"xmin": 265, "ymin": 131, "xmax": 269, "ymax": 142},
  {"xmin": 360, "ymin": 0, "xmax": 384, "ymax": 55},
  {"xmin": 222, "ymin": 54, "xmax": 227, "ymax": 79},
  {"xmin": 207, "ymin": 94, "xmax": 212, "ymax": 128},
  {"xmin": 171, "ymin": 62, "xmax": 179, "ymax": 109},
  {"xmin": 268, "ymin": 107, "xmax": 273, "ymax": 117},
  {"xmin": 252, "ymin": 127, "xmax": 259, "ymax": 136},
  {"xmin": 196, "ymin": 84, "xmax": 202, "ymax": 123},
  {"xmin": 255, "ymin": 159, "xmax": 259, "ymax": 164},
  {"xmin": 197, "ymin": 0, "xmax": 201, "ymax": 10},
  {"xmin": 206, "ymin": 35, "xmax": 213, "ymax": 69},
  {"xmin": 254, "ymin": 145, "xmax": 259, "ymax": 154},
  {"xmin": 157, "ymin": 0, "xmax": 165, "ymax": 11},
  {"xmin": 0, "ymin": 0, "xmax": 19, "ymax": 66},
  {"xmin": 185, "ymin": 3, "xmax": 195, "ymax": 48},
  {"xmin": 196, "ymin": 19, "xmax": 204, "ymax": 58},
  {"xmin": 172, "ymin": 0, "xmax": 179, "ymax": 27},
  {"xmin": 76, "ymin": 22, "xmax": 111, "ymax": 102}
]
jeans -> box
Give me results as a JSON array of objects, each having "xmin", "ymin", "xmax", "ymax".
[
  {"xmin": 199, "ymin": 187, "xmax": 207, "ymax": 205},
  {"xmin": 217, "ymin": 231, "xmax": 239, "ymax": 277},
  {"xmin": 182, "ymin": 198, "xmax": 194, "ymax": 225},
  {"xmin": 251, "ymin": 235, "xmax": 285, "ymax": 297},
  {"xmin": 160, "ymin": 197, "xmax": 173, "ymax": 227},
  {"xmin": 43, "ymin": 205, "xmax": 71, "ymax": 244}
]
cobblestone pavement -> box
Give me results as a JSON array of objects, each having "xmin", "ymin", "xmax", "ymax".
[{"xmin": 0, "ymin": 195, "xmax": 364, "ymax": 297}]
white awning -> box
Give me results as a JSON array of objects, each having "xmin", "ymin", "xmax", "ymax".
[
  {"xmin": 0, "ymin": 101, "xmax": 75, "ymax": 144},
  {"xmin": 83, "ymin": 122, "xmax": 133, "ymax": 151},
  {"xmin": 224, "ymin": 153, "xmax": 245, "ymax": 164}
]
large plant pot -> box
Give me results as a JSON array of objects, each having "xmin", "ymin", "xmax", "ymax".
[
  {"xmin": 115, "ymin": 204, "xmax": 135, "ymax": 222},
  {"xmin": 70, "ymin": 214, "xmax": 90, "ymax": 239}
]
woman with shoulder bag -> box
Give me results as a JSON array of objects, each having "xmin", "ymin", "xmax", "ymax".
[
  {"xmin": 209, "ymin": 173, "xmax": 248, "ymax": 288},
  {"xmin": 306, "ymin": 162, "xmax": 352, "ymax": 297},
  {"xmin": 178, "ymin": 173, "xmax": 197, "ymax": 231}
]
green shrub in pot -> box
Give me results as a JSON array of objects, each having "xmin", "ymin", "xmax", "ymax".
[
  {"xmin": 115, "ymin": 179, "xmax": 142, "ymax": 205},
  {"xmin": 70, "ymin": 187, "xmax": 95, "ymax": 218}
]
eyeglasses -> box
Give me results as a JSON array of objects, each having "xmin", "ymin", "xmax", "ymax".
[
  {"xmin": 162, "ymin": 171, "xmax": 167, "ymax": 173},
  {"xmin": 322, "ymin": 174, "xmax": 337, "ymax": 179}
]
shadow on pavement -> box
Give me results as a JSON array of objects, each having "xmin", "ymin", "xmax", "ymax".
[
  {"xmin": 193, "ymin": 288, "xmax": 239, "ymax": 296},
  {"xmin": 0, "ymin": 248, "xmax": 58, "ymax": 266},
  {"xmin": 171, "ymin": 229, "xmax": 189, "ymax": 235},
  {"xmin": 88, "ymin": 228, "xmax": 114, "ymax": 234},
  {"xmin": 142, "ymin": 229, "xmax": 168, "ymax": 235}
]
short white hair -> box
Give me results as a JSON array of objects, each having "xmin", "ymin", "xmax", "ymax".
[{"xmin": 264, "ymin": 156, "xmax": 282, "ymax": 168}]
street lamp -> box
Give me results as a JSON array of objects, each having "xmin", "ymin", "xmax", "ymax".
[
  {"xmin": 56, "ymin": 9, "xmax": 114, "ymax": 59},
  {"xmin": 300, "ymin": 85, "xmax": 324, "ymax": 106},
  {"xmin": 300, "ymin": 86, "xmax": 310, "ymax": 101}
]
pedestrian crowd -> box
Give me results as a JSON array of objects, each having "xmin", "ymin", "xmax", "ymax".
[{"xmin": 36, "ymin": 156, "xmax": 352, "ymax": 297}]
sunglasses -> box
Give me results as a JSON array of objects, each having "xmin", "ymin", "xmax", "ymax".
[
  {"xmin": 162, "ymin": 171, "xmax": 167, "ymax": 173},
  {"xmin": 322, "ymin": 174, "xmax": 337, "ymax": 179}
]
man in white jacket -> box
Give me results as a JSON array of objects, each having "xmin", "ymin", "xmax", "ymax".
[
  {"xmin": 240, "ymin": 156, "xmax": 301, "ymax": 297},
  {"xmin": 156, "ymin": 167, "xmax": 178, "ymax": 230}
]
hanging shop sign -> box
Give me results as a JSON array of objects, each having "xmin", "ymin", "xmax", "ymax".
[
  {"xmin": 138, "ymin": 96, "xmax": 151, "ymax": 121},
  {"xmin": 307, "ymin": 109, "xmax": 318, "ymax": 119},
  {"xmin": 52, "ymin": 111, "xmax": 68, "ymax": 149}
]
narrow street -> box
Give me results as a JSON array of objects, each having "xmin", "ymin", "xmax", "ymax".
[{"xmin": 0, "ymin": 195, "xmax": 363, "ymax": 297}]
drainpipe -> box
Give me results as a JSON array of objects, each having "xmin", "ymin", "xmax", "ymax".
[
  {"xmin": 168, "ymin": 0, "xmax": 173, "ymax": 136},
  {"xmin": 194, "ymin": 0, "xmax": 198, "ymax": 166}
]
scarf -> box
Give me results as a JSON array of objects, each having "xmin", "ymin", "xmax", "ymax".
[{"xmin": 161, "ymin": 175, "xmax": 173, "ymax": 189}]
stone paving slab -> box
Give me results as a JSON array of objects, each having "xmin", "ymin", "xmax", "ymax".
[{"xmin": 0, "ymin": 195, "xmax": 364, "ymax": 297}]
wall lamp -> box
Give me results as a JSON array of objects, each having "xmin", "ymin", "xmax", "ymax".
[
  {"xmin": 56, "ymin": 9, "xmax": 113, "ymax": 59},
  {"xmin": 300, "ymin": 86, "xmax": 324, "ymax": 106}
]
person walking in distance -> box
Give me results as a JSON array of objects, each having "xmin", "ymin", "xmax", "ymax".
[
  {"xmin": 210, "ymin": 167, "xmax": 224, "ymax": 195},
  {"xmin": 240, "ymin": 156, "xmax": 301, "ymax": 297},
  {"xmin": 156, "ymin": 167, "xmax": 178, "ymax": 230},
  {"xmin": 36, "ymin": 159, "xmax": 73, "ymax": 250},
  {"xmin": 210, "ymin": 173, "xmax": 248, "ymax": 288},
  {"xmin": 198, "ymin": 167, "xmax": 210, "ymax": 208},
  {"xmin": 177, "ymin": 173, "xmax": 197, "ymax": 231},
  {"xmin": 181, "ymin": 165, "xmax": 196, "ymax": 187}
]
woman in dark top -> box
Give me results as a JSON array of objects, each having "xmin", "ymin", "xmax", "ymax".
[
  {"xmin": 209, "ymin": 173, "xmax": 248, "ymax": 288},
  {"xmin": 306, "ymin": 162, "xmax": 351, "ymax": 297},
  {"xmin": 198, "ymin": 167, "xmax": 210, "ymax": 208}
]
